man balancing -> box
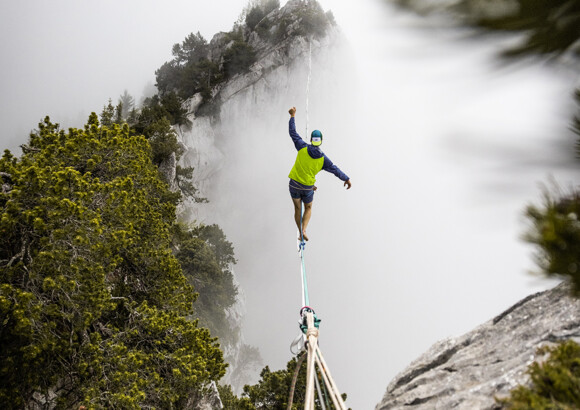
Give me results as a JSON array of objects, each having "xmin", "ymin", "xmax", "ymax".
[{"xmin": 287, "ymin": 106, "xmax": 351, "ymax": 241}]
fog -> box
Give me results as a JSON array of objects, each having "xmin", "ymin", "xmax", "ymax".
[
  {"xmin": 205, "ymin": 2, "xmax": 578, "ymax": 408},
  {"xmin": 0, "ymin": 0, "xmax": 245, "ymax": 153},
  {"xmin": 2, "ymin": 1, "xmax": 579, "ymax": 409}
]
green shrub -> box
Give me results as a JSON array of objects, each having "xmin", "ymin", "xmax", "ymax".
[
  {"xmin": 245, "ymin": 5, "xmax": 266, "ymax": 29},
  {"xmin": 219, "ymin": 354, "xmax": 348, "ymax": 409},
  {"xmin": 155, "ymin": 32, "xmax": 221, "ymax": 103},
  {"xmin": 524, "ymin": 187, "xmax": 580, "ymax": 295},
  {"xmin": 496, "ymin": 340, "xmax": 580, "ymax": 408},
  {"xmin": 0, "ymin": 115, "xmax": 225, "ymax": 408},
  {"xmin": 244, "ymin": 0, "xmax": 279, "ymax": 29},
  {"xmin": 175, "ymin": 224, "xmax": 237, "ymax": 340},
  {"xmin": 223, "ymin": 40, "xmax": 256, "ymax": 78},
  {"xmin": 297, "ymin": 1, "xmax": 330, "ymax": 38}
]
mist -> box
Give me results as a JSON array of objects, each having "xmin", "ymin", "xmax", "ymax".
[
  {"xmin": 0, "ymin": 0, "xmax": 245, "ymax": 153},
  {"xmin": 2, "ymin": 0, "xmax": 579, "ymax": 409},
  {"xmin": 197, "ymin": 1, "xmax": 578, "ymax": 408}
]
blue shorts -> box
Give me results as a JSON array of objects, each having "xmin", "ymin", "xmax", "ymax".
[{"xmin": 289, "ymin": 179, "xmax": 314, "ymax": 204}]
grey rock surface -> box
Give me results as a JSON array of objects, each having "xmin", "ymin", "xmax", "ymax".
[
  {"xmin": 188, "ymin": 381, "xmax": 223, "ymax": 410},
  {"xmin": 376, "ymin": 281, "xmax": 580, "ymax": 409}
]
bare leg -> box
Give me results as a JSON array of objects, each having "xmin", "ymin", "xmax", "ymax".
[
  {"xmin": 292, "ymin": 197, "xmax": 302, "ymax": 235},
  {"xmin": 301, "ymin": 201, "xmax": 313, "ymax": 241}
]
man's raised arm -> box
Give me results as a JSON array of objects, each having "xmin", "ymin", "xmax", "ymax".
[{"xmin": 288, "ymin": 106, "xmax": 307, "ymax": 151}]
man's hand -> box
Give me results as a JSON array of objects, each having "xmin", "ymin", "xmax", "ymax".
[
  {"xmin": 344, "ymin": 179, "xmax": 352, "ymax": 190},
  {"xmin": 289, "ymin": 107, "xmax": 296, "ymax": 117}
]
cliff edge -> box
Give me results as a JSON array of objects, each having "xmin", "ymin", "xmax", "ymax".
[{"xmin": 376, "ymin": 281, "xmax": 580, "ymax": 409}]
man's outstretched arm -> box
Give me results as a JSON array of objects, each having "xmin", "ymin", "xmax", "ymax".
[
  {"xmin": 288, "ymin": 106, "xmax": 307, "ymax": 151},
  {"xmin": 322, "ymin": 155, "xmax": 351, "ymax": 189}
]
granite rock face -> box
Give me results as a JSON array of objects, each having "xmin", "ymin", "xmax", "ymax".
[{"xmin": 376, "ymin": 281, "xmax": 580, "ymax": 409}]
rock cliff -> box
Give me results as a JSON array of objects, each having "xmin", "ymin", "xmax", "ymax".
[
  {"xmin": 176, "ymin": 0, "xmax": 342, "ymax": 222},
  {"xmin": 376, "ymin": 281, "xmax": 580, "ymax": 409}
]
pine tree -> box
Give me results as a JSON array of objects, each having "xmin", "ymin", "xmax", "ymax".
[
  {"xmin": 118, "ymin": 90, "xmax": 135, "ymax": 120},
  {"xmin": 0, "ymin": 114, "xmax": 225, "ymax": 408}
]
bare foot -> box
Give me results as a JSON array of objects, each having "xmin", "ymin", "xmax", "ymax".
[{"xmin": 302, "ymin": 231, "xmax": 309, "ymax": 241}]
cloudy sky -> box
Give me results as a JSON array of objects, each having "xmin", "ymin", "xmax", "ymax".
[
  {"xmin": 1, "ymin": 1, "xmax": 579, "ymax": 409},
  {"xmin": 0, "ymin": 0, "xmax": 250, "ymax": 152}
]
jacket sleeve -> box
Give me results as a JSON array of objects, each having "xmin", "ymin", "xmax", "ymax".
[
  {"xmin": 289, "ymin": 117, "xmax": 307, "ymax": 151},
  {"xmin": 322, "ymin": 155, "xmax": 349, "ymax": 182}
]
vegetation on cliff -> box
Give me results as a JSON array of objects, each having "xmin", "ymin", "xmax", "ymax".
[
  {"xmin": 497, "ymin": 340, "xmax": 580, "ymax": 408},
  {"xmin": 154, "ymin": 0, "xmax": 335, "ymax": 107},
  {"xmin": 0, "ymin": 115, "xmax": 227, "ymax": 408},
  {"xmin": 174, "ymin": 223, "xmax": 238, "ymax": 340},
  {"xmin": 218, "ymin": 353, "xmax": 348, "ymax": 409}
]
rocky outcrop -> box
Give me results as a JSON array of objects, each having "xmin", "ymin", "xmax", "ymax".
[
  {"xmin": 376, "ymin": 281, "xmax": 580, "ymax": 409},
  {"xmin": 177, "ymin": 0, "xmax": 340, "ymax": 217},
  {"xmin": 176, "ymin": 0, "xmax": 343, "ymax": 224},
  {"xmin": 189, "ymin": 381, "xmax": 223, "ymax": 410}
]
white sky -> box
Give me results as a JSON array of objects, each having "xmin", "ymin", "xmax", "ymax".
[
  {"xmin": 0, "ymin": 0, "xmax": 249, "ymax": 152},
  {"xmin": 1, "ymin": 1, "xmax": 579, "ymax": 409}
]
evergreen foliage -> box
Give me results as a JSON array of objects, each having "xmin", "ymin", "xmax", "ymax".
[
  {"xmin": 245, "ymin": 5, "xmax": 267, "ymax": 30},
  {"xmin": 145, "ymin": 117, "xmax": 183, "ymax": 167},
  {"xmin": 464, "ymin": 0, "xmax": 580, "ymax": 58},
  {"xmin": 496, "ymin": 340, "xmax": 580, "ymax": 408},
  {"xmin": 245, "ymin": 0, "xmax": 280, "ymax": 38},
  {"xmin": 154, "ymin": 0, "xmax": 331, "ymax": 104},
  {"xmin": 174, "ymin": 224, "xmax": 238, "ymax": 339},
  {"xmin": 176, "ymin": 164, "xmax": 207, "ymax": 203},
  {"xmin": 173, "ymin": 32, "xmax": 210, "ymax": 65},
  {"xmin": 226, "ymin": 343, "xmax": 264, "ymax": 390},
  {"xmin": 524, "ymin": 186, "xmax": 580, "ymax": 295},
  {"xmin": 218, "ymin": 384, "xmax": 255, "ymax": 409},
  {"xmin": 218, "ymin": 354, "xmax": 348, "ymax": 409},
  {"xmin": 135, "ymin": 92, "xmax": 190, "ymax": 133},
  {"xmin": 127, "ymin": 92, "xmax": 196, "ymax": 192},
  {"xmin": 296, "ymin": 1, "xmax": 332, "ymax": 39},
  {"xmin": 118, "ymin": 89, "xmax": 135, "ymax": 120},
  {"xmin": 244, "ymin": 357, "xmax": 308, "ymax": 409},
  {"xmin": 156, "ymin": 32, "xmax": 222, "ymax": 102},
  {"xmin": 100, "ymin": 99, "xmax": 118, "ymax": 127},
  {"xmin": 0, "ymin": 115, "xmax": 226, "ymax": 408},
  {"xmin": 223, "ymin": 35, "xmax": 257, "ymax": 79},
  {"xmin": 101, "ymin": 91, "xmax": 203, "ymax": 201}
]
